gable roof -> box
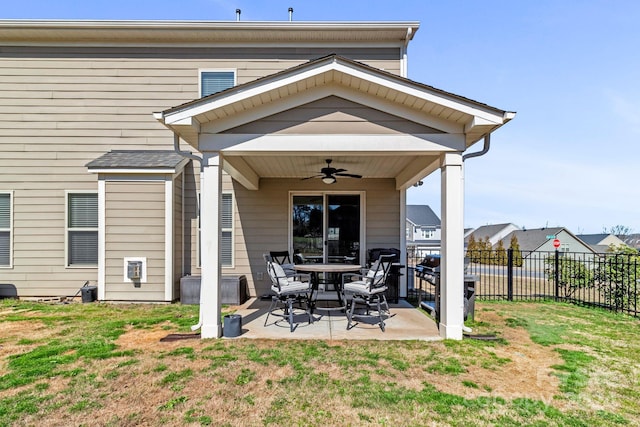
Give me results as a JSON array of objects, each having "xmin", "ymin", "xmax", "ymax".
[
  {"xmin": 503, "ymin": 228, "xmax": 564, "ymax": 251},
  {"xmin": 406, "ymin": 205, "xmax": 440, "ymax": 227},
  {"xmin": 467, "ymin": 223, "xmax": 519, "ymax": 241},
  {"xmin": 155, "ymin": 53, "xmax": 515, "ymax": 191},
  {"xmin": 156, "ymin": 54, "xmax": 515, "ymax": 147},
  {"xmin": 576, "ymin": 234, "xmax": 610, "ymax": 245}
]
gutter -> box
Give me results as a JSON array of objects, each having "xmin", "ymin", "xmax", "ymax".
[
  {"xmin": 462, "ymin": 134, "xmax": 491, "ymax": 161},
  {"xmin": 462, "ymin": 111, "xmax": 516, "ymax": 161},
  {"xmin": 172, "ymin": 133, "xmax": 203, "ymax": 170}
]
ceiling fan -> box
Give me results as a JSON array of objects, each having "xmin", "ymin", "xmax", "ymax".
[{"xmin": 302, "ymin": 159, "xmax": 362, "ymax": 184}]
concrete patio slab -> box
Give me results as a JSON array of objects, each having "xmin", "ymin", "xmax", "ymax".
[{"xmin": 224, "ymin": 298, "xmax": 442, "ymax": 341}]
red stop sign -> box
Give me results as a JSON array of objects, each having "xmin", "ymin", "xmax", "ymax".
[{"xmin": 553, "ymin": 238, "xmax": 561, "ymax": 248}]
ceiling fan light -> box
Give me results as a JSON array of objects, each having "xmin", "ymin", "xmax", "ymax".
[{"xmin": 322, "ymin": 176, "xmax": 336, "ymax": 184}]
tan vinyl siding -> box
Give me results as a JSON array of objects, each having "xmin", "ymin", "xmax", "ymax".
[
  {"xmin": 227, "ymin": 178, "xmax": 399, "ymax": 297},
  {"xmin": 184, "ymin": 166, "xmax": 200, "ymax": 275},
  {"xmin": 104, "ymin": 181, "xmax": 165, "ymax": 301}
]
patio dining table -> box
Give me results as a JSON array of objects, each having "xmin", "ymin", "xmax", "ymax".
[{"xmin": 294, "ymin": 263, "xmax": 362, "ymax": 311}]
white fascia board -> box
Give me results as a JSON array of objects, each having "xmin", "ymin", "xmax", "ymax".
[
  {"xmin": 201, "ymin": 133, "xmax": 465, "ymax": 154},
  {"xmin": 88, "ymin": 168, "xmax": 184, "ymax": 174},
  {"xmin": 464, "ymin": 116, "xmax": 502, "ymax": 133},
  {"xmin": 171, "ymin": 116, "xmax": 201, "ymax": 129}
]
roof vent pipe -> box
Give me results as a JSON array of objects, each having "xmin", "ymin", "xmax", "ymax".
[
  {"xmin": 288, "ymin": 7, "xmax": 293, "ymax": 21},
  {"xmin": 236, "ymin": 9, "xmax": 241, "ymax": 21},
  {"xmin": 462, "ymin": 134, "xmax": 491, "ymax": 161}
]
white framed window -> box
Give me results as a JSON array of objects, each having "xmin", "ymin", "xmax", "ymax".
[
  {"xmin": 197, "ymin": 192, "xmax": 233, "ymax": 268},
  {"xmin": 66, "ymin": 192, "xmax": 98, "ymax": 267},
  {"xmin": 0, "ymin": 192, "xmax": 12, "ymax": 268},
  {"xmin": 200, "ymin": 70, "xmax": 236, "ymax": 97}
]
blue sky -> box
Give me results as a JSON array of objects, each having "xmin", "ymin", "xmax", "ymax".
[{"xmin": 4, "ymin": 0, "xmax": 639, "ymax": 234}]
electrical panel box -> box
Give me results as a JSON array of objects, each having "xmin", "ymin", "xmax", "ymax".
[{"xmin": 127, "ymin": 261, "xmax": 142, "ymax": 280}]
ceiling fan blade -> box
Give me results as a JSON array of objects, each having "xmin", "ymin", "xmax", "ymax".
[
  {"xmin": 301, "ymin": 174, "xmax": 323, "ymax": 180},
  {"xmin": 332, "ymin": 168, "xmax": 347, "ymax": 174},
  {"xmin": 334, "ymin": 172, "xmax": 362, "ymax": 178}
]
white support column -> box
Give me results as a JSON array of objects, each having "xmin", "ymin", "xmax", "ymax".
[
  {"xmin": 399, "ymin": 189, "xmax": 407, "ymax": 297},
  {"xmin": 97, "ymin": 178, "xmax": 106, "ymax": 301},
  {"xmin": 164, "ymin": 176, "xmax": 174, "ymax": 302},
  {"xmin": 439, "ymin": 152, "xmax": 465, "ymax": 340},
  {"xmin": 199, "ymin": 154, "xmax": 222, "ymax": 338}
]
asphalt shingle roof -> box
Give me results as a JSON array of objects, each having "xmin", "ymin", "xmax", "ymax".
[
  {"xmin": 86, "ymin": 150, "xmax": 187, "ymax": 170},
  {"xmin": 500, "ymin": 228, "xmax": 564, "ymax": 251},
  {"xmin": 576, "ymin": 234, "xmax": 609, "ymax": 245},
  {"xmin": 406, "ymin": 205, "xmax": 440, "ymax": 226}
]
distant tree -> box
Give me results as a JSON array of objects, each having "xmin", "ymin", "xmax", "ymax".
[
  {"xmin": 603, "ymin": 225, "xmax": 633, "ymax": 239},
  {"xmin": 466, "ymin": 235, "xmax": 479, "ymax": 263},
  {"xmin": 545, "ymin": 255, "xmax": 594, "ymax": 298},
  {"xmin": 595, "ymin": 245, "xmax": 640, "ymax": 310},
  {"xmin": 494, "ymin": 239, "xmax": 507, "ymax": 265},
  {"xmin": 509, "ymin": 235, "xmax": 523, "ymax": 267},
  {"xmin": 479, "ymin": 236, "xmax": 493, "ymax": 265}
]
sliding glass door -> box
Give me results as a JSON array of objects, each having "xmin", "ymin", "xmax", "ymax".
[{"xmin": 292, "ymin": 194, "xmax": 361, "ymax": 264}]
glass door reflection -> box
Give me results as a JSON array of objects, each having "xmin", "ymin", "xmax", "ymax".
[{"xmin": 292, "ymin": 194, "xmax": 360, "ymax": 264}]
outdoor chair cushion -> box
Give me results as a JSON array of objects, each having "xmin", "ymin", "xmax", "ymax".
[
  {"xmin": 268, "ymin": 262, "xmax": 291, "ymax": 288},
  {"xmin": 343, "ymin": 280, "xmax": 386, "ymax": 296}
]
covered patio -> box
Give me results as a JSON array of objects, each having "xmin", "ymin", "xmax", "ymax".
[
  {"xmin": 224, "ymin": 297, "xmax": 441, "ymax": 341},
  {"xmin": 155, "ymin": 54, "xmax": 514, "ymax": 340}
]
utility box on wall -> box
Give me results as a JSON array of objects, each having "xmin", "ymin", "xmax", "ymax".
[{"xmin": 180, "ymin": 275, "xmax": 248, "ymax": 305}]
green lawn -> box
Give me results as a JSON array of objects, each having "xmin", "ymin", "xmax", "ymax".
[{"xmin": 0, "ymin": 299, "xmax": 638, "ymax": 426}]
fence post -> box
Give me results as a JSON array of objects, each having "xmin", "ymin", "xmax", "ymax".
[
  {"xmin": 554, "ymin": 249, "xmax": 560, "ymax": 301},
  {"xmin": 507, "ymin": 248, "xmax": 513, "ymax": 301}
]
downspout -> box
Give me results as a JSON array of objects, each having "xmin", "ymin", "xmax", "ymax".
[
  {"xmin": 462, "ymin": 134, "xmax": 491, "ymax": 161},
  {"xmin": 401, "ymin": 26, "xmax": 413, "ymax": 78},
  {"xmin": 458, "ymin": 134, "xmax": 491, "ymax": 334},
  {"xmin": 172, "ymin": 133, "xmax": 206, "ymax": 332},
  {"xmin": 173, "ymin": 133, "xmax": 203, "ymax": 168}
]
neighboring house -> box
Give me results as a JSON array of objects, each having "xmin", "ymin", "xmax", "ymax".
[
  {"xmin": 406, "ymin": 205, "xmax": 441, "ymax": 256},
  {"xmin": 496, "ymin": 228, "xmax": 596, "ymax": 268},
  {"xmin": 623, "ymin": 234, "xmax": 640, "ymax": 251},
  {"xmin": 576, "ymin": 233, "xmax": 628, "ymax": 253},
  {"xmin": 465, "ymin": 223, "xmax": 520, "ymax": 247},
  {"xmin": 0, "ymin": 19, "xmax": 514, "ymax": 339}
]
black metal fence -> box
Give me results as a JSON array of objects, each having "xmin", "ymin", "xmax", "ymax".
[{"xmin": 461, "ymin": 249, "xmax": 640, "ymax": 317}]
